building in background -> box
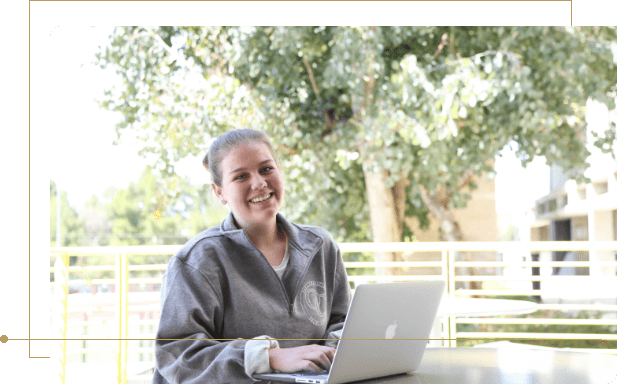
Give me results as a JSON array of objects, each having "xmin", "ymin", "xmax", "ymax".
[
  {"xmin": 526, "ymin": 100, "xmax": 617, "ymax": 304},
  {"xmin": 405, "ymin": 173, "xmax": 498, "ymax": 281}
]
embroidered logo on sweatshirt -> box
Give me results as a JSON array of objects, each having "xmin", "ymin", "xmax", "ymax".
[{"xmin": 300, "ymin": 281, "xmax": 327, "ymax": 326}]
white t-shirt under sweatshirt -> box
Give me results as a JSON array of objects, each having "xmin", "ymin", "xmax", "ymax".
[{"xmin": 244, "ymin": 241, "xmax": 290, "ymax": 376}]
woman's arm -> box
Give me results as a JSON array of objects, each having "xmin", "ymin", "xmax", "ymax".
[
  {"xmin": 155, "ymin": 258, "xmax": 259, "ymax": 384},
  {"xmin": 322, "ymin": 242, "xmax": 352, "ymax": 347}
]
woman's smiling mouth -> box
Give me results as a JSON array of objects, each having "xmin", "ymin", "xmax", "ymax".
[{"xmin": 249, "ymin": 193, "xmax": 272, "ymax": 203}]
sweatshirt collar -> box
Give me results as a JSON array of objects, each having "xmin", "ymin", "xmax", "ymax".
[{"xmin": 219, "ymin": 211, "xmax": 322, "ymax": 256}]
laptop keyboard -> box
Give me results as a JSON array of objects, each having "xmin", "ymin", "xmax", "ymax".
[
  {"xmin": 289, "ymin": 373, "xmax": 329, "ymax": 383},
  {"xmin": 289, "ymin": 373, "xmax": 329, "ymax": 379}
]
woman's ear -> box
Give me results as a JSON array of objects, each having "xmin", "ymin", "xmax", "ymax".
[{"xmin": 211, "ymin": 183, "xmax": 224, "ymax": 203}]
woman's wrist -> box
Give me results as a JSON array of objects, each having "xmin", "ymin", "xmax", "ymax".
[{"xmin": 268, "ymin": 346, "xmax": 281, "ymax": 371}]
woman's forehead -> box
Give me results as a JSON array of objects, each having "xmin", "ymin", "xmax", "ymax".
[{"xmin": 222, "ymin": 142, "xmax": 273, "ymax": 170}]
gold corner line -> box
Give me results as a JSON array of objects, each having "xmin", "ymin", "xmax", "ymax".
[
  {"xmin": 15, "ymin": 338, "xmax": 614, "ymax": 341},
  {"xmin": 19, "ymin": 338, "xmax": 451, "ymax": 341},
  {"xmin": 23, "ymin": 0, "xmax": 582, "ymax": 1},
  {"xmin": 28, "ymin": 0, "xmax": 32, "ymax": 362}
]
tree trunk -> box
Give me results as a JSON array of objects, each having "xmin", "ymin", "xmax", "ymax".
[
  {"xmin": 363, "ymin": 168, "xmax": 407, "ymax": 276},
  {"xmin": 418, "ymin": 186, "xmax": 481, "ymax": 293}
]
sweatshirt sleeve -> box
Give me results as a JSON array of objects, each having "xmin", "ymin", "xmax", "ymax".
[
  {"xmin": 322, "ymin": 241, "xmax": 351, "ymax": 348},
  {"xmin": 155, "ymin": 257, "xmax": 257, "ymax": 384},
  {"xmin": 244, "ymin": 336, "xmax": 279, "ymax": 376}
]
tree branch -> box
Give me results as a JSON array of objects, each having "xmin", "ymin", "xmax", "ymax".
[
  {"xmin": 392, "ymin": 173, "xmax": 410, "ymax": 230},
  {"xmin": 432, "ymin": 33, "xmax": 449, "ymax": 59},
  {"xmin": 302, "ymin": 57, "xmax": 336, "ymax": 134},
  {"xmin": 418, "ymin": 185, "xmax": 462, "ymax": 242},
  {"xmin": 448, "ymin": 26, "xmax": 462, "ymax": 60},
  {"xmin": 457, "ymin": 169, "xmax": 476, "ymax": 192},
  {"xmin": 141, "ymin": 26, "xmax": 173, "ymax": 53},
  {"xmin": 303, "ymin": 57, "xmax": 322, "ymax": 101},
  {"xmin": 276, "ymin": 144, "xmax": 298, "ymax": 156}
]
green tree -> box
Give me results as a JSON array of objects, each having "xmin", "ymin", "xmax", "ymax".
[
  {"xmin": 96, "ymin": 27, "xmax": 617, "ymax": 275},
  {"xmin": 104, "ymin": 166, "xmax": 227, "ymax": 246},
  {"xmin": 50, "ymin": 180, "xmax": 85, "ymax": 247},
  {"xmin": 101, "ymin": 167, "xmax": 228, "ymax": 277},
  {"xmin": 79, "ymin": 194, "xmax": 113, "ymax": 246}
]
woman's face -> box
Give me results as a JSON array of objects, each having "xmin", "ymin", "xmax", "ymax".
[{"xmin": 213, "ymin": 142, "xmax": 284, "ymax": 229}]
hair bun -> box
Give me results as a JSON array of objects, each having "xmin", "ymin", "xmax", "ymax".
[{"xmin": 203, "ymin": 153, "xmax": 210, "ymax": 170}]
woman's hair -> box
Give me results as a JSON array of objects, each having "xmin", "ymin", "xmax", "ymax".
[{"xmin": 203, "ymin": 129, "xmax": 280, "ymax": 186}]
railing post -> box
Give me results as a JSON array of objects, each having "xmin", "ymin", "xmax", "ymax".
[
  {"xmin": 82, "ymin": 312, "xmax": 88, "ymax": 363},
  {"xmin": 116, "ymin": 252, "xmax": 129, "ymax": 384},
  {"xmin": 448, "ymin": 246, "xmax": 457, "ymax": 348},
  {"xmin": 441, "ymin": 246, "xmax": 449, "ymax": 348},
  {"xmin": 51, "ymin": 253, "xmax": 69, "ymax": 384},
  {"xmin": 123, "ymin": 252, "xmax": 129, "ymax": 383}
]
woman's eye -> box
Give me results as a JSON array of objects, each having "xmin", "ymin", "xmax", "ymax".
[{"xmin": 233, "ymin": 167, "xmax": 272, "ymax": 180}]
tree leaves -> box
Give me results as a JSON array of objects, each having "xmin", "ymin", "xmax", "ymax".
[{"xmin": 95, "ymin": 26, "xmax": 617, "ymax": 241}]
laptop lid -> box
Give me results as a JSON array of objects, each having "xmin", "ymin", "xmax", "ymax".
[
  {"xmin": 255, "ymin": 281, "xmax": 445, "ymax": 384},
  {"xmin": 325, "ymin": 281, "xmax": 445, "ymax": 384}
]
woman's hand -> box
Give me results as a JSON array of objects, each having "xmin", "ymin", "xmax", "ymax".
[{"xmin": 268, "ymin": 344, "xmax": 336, "ymax": 374}]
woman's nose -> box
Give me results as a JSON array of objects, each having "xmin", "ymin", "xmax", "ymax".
[{"xmin": 252, "ymin": 174, "xmax": 267, "ymax": 189}]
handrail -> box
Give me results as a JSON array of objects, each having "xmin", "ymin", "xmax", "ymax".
[
  {"xmin": 50, "ymin": 240, "xmax": 617, "ymax": 254},
  {"xmin": 49, "ymin": 241, "xmax": 617, "ymax": 383}
]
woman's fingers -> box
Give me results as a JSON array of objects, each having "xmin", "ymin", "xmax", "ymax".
[
  {"xmin": 307, "ymin": 347, "xmax": 334, "ymax": 372},
  {"xmin": 323, "ymin": 347, "xmax": 335, "ymax": 362},
  {"xmin": 312, "ymin": 352, "xmax": 330, "ymax": 371},
  {"xmin": 304, "ymin": 361, "xmax": 323, "ymax": 374},
  {"xmin": 268, "ymin": 344, "xmax": 337, "ymax": 374}
]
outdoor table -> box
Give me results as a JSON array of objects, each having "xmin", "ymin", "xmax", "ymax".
[
  {"xmin": 429, "ymin": 297, "xmax": 538, "ymax": 347},
  {"xmin": 268, "ymin": 347, "xmax": 617, "ymax": 383}
]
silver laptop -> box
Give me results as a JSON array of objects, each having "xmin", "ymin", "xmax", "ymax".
[{"xmin": 254, "ymin": 280, "xmax": 445, "ymax": 384}]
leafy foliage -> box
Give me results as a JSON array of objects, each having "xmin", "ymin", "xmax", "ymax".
[
  {"xmin": 95, "ymin": 26, "xmax": 617, "ymax": 242},
  {"xmin": 50, "ymin": 169, "xmax": 229, "ymax": 282},
  {"xmin": 50, "ymin": 180, "xmax": 85, "ymax": 247},
  {"xmin": 96, "ymin": 166, "xmax": 228, "ymax": 246}
]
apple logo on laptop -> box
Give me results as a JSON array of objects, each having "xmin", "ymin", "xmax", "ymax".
[{"xmin": 385, "ymin": 320, "xmax": 397, "ymax": 339}]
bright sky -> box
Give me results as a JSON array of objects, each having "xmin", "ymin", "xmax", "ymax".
[
  {"xmin": 31, "ymin": 24, "xmax": 554, "ymax": 213},
  {"xmin": 39, "ymin": 25, "xmax": 203, "ymax": 210}
]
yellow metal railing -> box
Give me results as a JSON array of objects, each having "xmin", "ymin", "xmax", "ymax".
[
  {"xmin": 50, "ymin": 241, "xmax": 617, "ymax": 383},
  {"xmin": 51, "ymin": 253, "xmax": 69, "ymax": 384}
]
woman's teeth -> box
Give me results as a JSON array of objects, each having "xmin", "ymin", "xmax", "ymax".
[{"xmin": 250, "ymin": 194, "xmax": 272, "ymax": 203}]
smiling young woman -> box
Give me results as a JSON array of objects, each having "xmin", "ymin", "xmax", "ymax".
[
  {"xmin": 153, "ymin": 129, "xmax": 351, "ymax": 384},
  {"xmin": 212, "ymin": 141, "xmax": 285, "ymax": 261}
]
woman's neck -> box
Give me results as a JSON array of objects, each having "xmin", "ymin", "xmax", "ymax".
[{"xmin": 240, "ymin": 218, "xmax": 284, "ymax": 249}]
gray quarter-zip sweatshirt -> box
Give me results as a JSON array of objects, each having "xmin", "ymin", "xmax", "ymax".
[{"xmin": 153, "ymin": 212, "xmax": 351, "ymax": 384}]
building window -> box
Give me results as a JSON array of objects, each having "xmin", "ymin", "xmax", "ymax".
[{"xmin": 548, "ymin": 199, "xmax": 557, "ymax": 212}]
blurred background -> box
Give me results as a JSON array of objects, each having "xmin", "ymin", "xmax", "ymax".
[{"xmin": 44, "ymin": 25, "xmax": 617, "ymax": 383}]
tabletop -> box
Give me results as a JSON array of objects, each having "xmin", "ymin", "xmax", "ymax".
[
  {"xmin": 309, "ymin": 347, "xmax": 617, "ymax": 384},
  {"xmin": 430, "ymin": 297, "xmax": 538, "ymax": 347},
  {"xmin": 415, "ymin": 347, "xmax": 617, "ymax": 384}
]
